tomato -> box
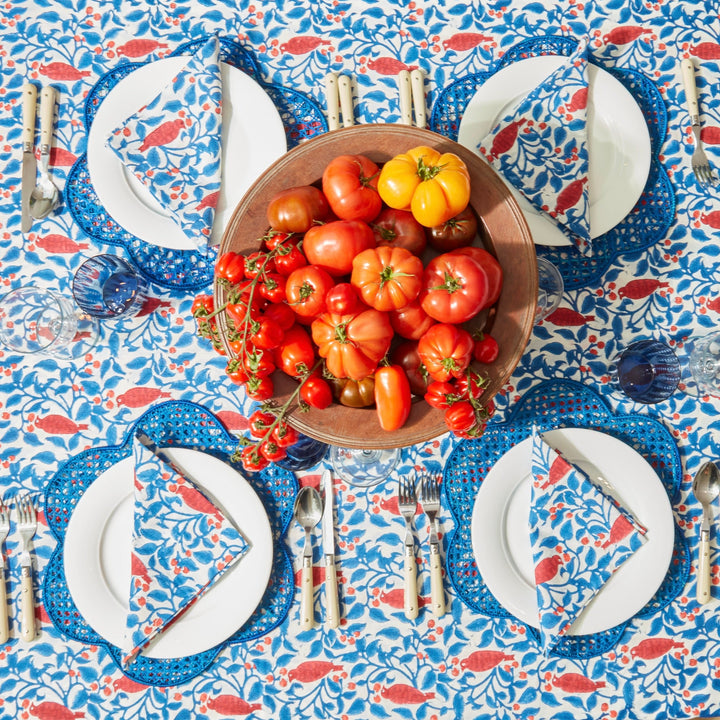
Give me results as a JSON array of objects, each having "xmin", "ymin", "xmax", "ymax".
[
  {"xmin": 285, "ymin": 265, "xmax": 335, "ymax": 318},
  {"xmin": 259, "ymin": 439, "xmax": 287, "ymax": 463},
  {"xmin": 325, "ymin": 283, "xmax": 363, "ymax": 315},
  {"xmin": 258, "ymin": 273, "xmax": 287, "ymax": 303},
  {"xmin": 263, "ymin": 230, "xmax": 296, "ymax": 251},
  {"xmin": 273, "ymin": 241, "xmax": 307, "ymax": 277},
  {"xmin": 274, "ymin": 323, "xmax": 316, "ymax": 377},
  {"xmin": 245, "ymin": 375, "xmax": 274, "ymax": 401},
  {"xmin": 249, "ymin": 410, "xmax": 276, "ymax": 438},
  {"xmin": 249, "ymin": 317, "xmax": 284, "ymax": 350},
  {"xmin": 262, "ymin": 302, "xmax": 295, "ymax": 331},
  {"xmin": 424, "ymin": 381, "xmax": 459, "ymax": 409},
  {"xmin": 427, "ymin": 207, "xmax": 478, "ymax": 252},
  {"xmin": 303, "ymin": 220, "xmax": 376, "ymax": 277},
  {"xmin": 271, "ymin": 422, "xmax": 299, "ymax": 448},
  {"xmin": 417, "ymin": 323, "xmax": 475, "ymax": 382},
  {"xmin": 420, "ymin": 253, "xmax": 490, "ymax": 323},
  {"xmin": 389, "ymin": 299, "xmax": 436, "ymax": 340},
  {"xmin": 449, "ymin": 246, "xmax": 503, "ymax": 307},
  {"xmin": 374, "ymin": 365, "xmax": 411, "ymax": 431},
  {"xmin": 300, "ymin": 375, "xmax": 334, "ymax": 409},
  {"xmin": 244, "ymin": 251, "xmax": 275, "ymax": 280},
  {"xmin": 473, "ymin": 334, "xmax": 499, "ymax": 364},
  {"xmin": 455, "ymin": 370, "xmax": 488, "ymax": 400},
  {"xmin": 350, "ymin": 246, "xmax": 423, "ymax": 312},
  {"xmin": 329, "ymin": 376, "xmax": 376, "ymax": 407},
  {"xmin": 311, "ymin": 308, "xmax": 393, "ymax": 380},
  {"xmin": 240, "ymin": 444, "xmax": 270, "ymax": 472},
  {"xmin": 391, "ymin": 340, "xmax": 430, "ymax": 396},
  {"xmin": 371, "ymin": 207, "xmax": 427, "ymax": 257},
  {"xmin": 322, "ymin": 154, "xmax": 382, "ymax": 223},
  {"xmin": 191, "ymin": 294, "xmax": 214, "ymax": 319},
  {"xmin": 215, "ymin": 251, "xmax": 246, "ymax": 284},
  {"xmin": 225, "ymin": 361, "xmax": 249, "ymax": 386},
  {"xmin": 444, "ymin": 402, "xmax": 476, "ymax": 432},
  {"xmin": 243, "ymin": 347, "xmax": 275, "ymax": 378},
  {"xmin": 377, "ymin": 145, "xmax": 471, "ymax": 227},
  {"xmin": 266, "ymin": 185, "xmax": 331, "ymax": 233}
]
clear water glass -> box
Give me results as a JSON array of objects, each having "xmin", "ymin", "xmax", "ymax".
[
  {"xmin": 329, "ymin": 446, "xmax": 401, "ymax": 488},
  {"xmin": 611, "ymin": 339, "xmax": 680, "ymax": 404},
  {"xmin": 536, "ymin": 257, "xmax": 564, "ymax": 322},
  {"xmin": 687, "ymin": 332, "xmax": 720, "ymax": 397},
  {"xmin": 72, "ymin": 255, "xmax": 148, "ymax": 318}
]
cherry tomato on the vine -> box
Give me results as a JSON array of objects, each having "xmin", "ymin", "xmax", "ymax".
[
  {"xmin": 248, "ymin": 410, "xmax": 276, "ymax": 438},
  {"xmin": 215, "ymin": 251, "xmax": 246, "ymax": 284},
  {"xmin": 240, "ymin": 444, "xmax": 270, "ymax": 472}
]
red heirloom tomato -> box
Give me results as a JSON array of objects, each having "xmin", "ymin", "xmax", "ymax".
[
  {"xmin": 322, "ymin": 154, "xmax": 383, "ymax": 223},
  {"xmin": 444, "ymin": 402, "xmax": 476, "ymax": 433},
  {"xmin": 417, "ymin": 323, "xmax": 475, "ymax": 382},
  {"xmin": 374, "ymin": 365, "xmax": 411, "ymax": 431},
  {"xmin": 303, "ymin": 220, "xmax": 376, "ymax": 277},
  {"xmin": 424, "ymin": 380, "xmax": 458, "ymax": 409},
  {"xmin": 285, "ymin": 265, "xmax": 335, "ymax": 318},
  {"xmin": 449, "ymin": 246, "xmax": 503, "ymax": 307},
  {"xmin": 274, "ymin": 323, "xmax": 316, "ymax": 377},
  {"xmin": 371, "ymin": 207, "xmax": 427, "ymax": 257},
  {"xmin": 311, "ymin": 308, "xmax": 393, "ymax": 381},
  {"xmin": 420, "ymin": 252, "xmax": 490, "ymax": 323},
  {"xmin": 266, "ymin": 185, "xmax": 331, "ymax": 233},
  {"xmin": 389, "ymin": 299, "xmax": 436, "ymax": 341},
  {"xmin": 350, "ymin": 246, "xmax": 424, "ymax": 312},
  {"xmin": 325, "ymin": 283, "xmax": 363, "ymax": 315},
  {"xmin": 427, "ymin": 207, "xmax": 478, "ymax": 252},
  {"xmin": 391, "ymin": 340, "xmax": 431, "ymax": 396}
]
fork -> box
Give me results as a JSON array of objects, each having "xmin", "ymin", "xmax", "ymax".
[
  {"xmin": 681, "ymin": 58, "xmax": 718, "ymax": 187},
  {"xmin": 16, "ymin": 494, "xmax": 37, "ymax": 641},
  {"xmin": 397, "ymin": 476, "xmax": 418, "ymax": 620},
  {"xmin": 419, "ymin": 473, "xmax": 446, "ymax": 618},
  {"xmin": 0, "ymin": 499, "xmax": 9, "ymax": 642}
]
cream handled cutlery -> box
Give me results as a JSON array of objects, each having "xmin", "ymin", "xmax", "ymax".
[
  {"xmin": 397, "ymin": 476, "xmax": 418, "ymax": 620},
  {"xmin": 410, "ymin": 69, "xmax": 426, "ymax": 129},
  {"xmin": 692, "ymin": 461, "xmax": 720, "ymax": 604},
  {"xmin": 0, "ymin": 499, "xmax": 9, "ymax": 643},
  {"xmin": 397, "ymin": 69, "xmax": 412, "ymax": 125},
  {"xmin": 321, "ymin": 469, "xmax": 340, "ymax": 628},
  {"xmin": 419, "ymin": 473, "xmax": 445, "ymax": 617},
  {"xmin": 29, "ymin": 85, "xmax": 60, "ymax": 220},
  {"xmin": 16, "ymin": 494, "xmax": 37, "ymax": 641},
  {"xmin": 294, "ymin": 486, "xmax": 323, "ymax": 630},
  {"xmin": 324, "ymin": 73, "xmax": 354, "ymax": 129},
  {"xmin": 20, "ymin": 83, "xmax": 38, "ymax": 233}
]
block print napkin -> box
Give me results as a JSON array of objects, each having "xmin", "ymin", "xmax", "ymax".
[
  {"xmin": 477, "ymin": 40, "xmax": 592, "ymax": 254},
  {"xmin": 106, "ymin": 35, "xmax": 223, "ymax": 249},
  {"xmin": 122, "ymin": 434, "xmax": 249, "ymax": 666},
  {"xmin": 529, "ymin": 428, "xmax": 647, "ymax": 654}
]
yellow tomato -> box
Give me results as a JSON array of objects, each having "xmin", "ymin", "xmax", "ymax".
[{"xmin": 377, "ymin": 145, "xmax": 471, "ymax": 227}]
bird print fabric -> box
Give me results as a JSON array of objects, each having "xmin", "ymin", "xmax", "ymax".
[
  {"xmin": 529, "ymin": 428, "xmax": 647, "ymax": 654},
  {"xmin": 106, "ymin": 35, "xmax": 223, "ymax": 249},
  {"xmin": 122, "ymin": 434, "xmax": 249, "ymax": 667},
  {"xmin": 477, "ymin": 39, "xmax": 592, "ymax": 254}
]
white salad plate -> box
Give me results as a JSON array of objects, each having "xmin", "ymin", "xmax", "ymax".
[
  {"xmin": 471, "ymin": 428, "xmax": 674, "ymax": 635},
  {"xmin": 64, "ymin": 447, "xmax": 273, "ymax": 658},
  {"xmin": 458, "ymin": 56, "xmax": 651, "ymax": 246},
  {"xmin": 88, "ymin": 57, "xmax": 287, "ymax": 250}
]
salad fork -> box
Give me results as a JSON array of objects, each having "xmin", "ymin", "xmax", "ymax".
[
  {"xmin": 419, "ymin": 473, "xmax": 446, "ymax": 618},
  {"xmin": 397, "ymin": 476, "xmax": 418, "ymax": 620},
  {"xmin": 16, "ymin": 494, "xmax": 37, "ymax": 641},
  {"xmin": 0, "ymin": 499, "xmax": 9, "ymax": 642},
  {"xmin": 681, "ymin": 58, "xmax": 718, "ymax": 187}
]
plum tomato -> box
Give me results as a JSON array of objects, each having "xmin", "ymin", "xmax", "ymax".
[
  {"xmin": 427, "ymin": 207, "xmax": 478, "ymax": 252},
  {"xmin": 417, "ymin": 323, "xmax": 475, "ymax": 382},
  {"xmin": 449, "ymin": 246, "xmax": 503, "ymax": 307},
  {"xmin": 285, "ymin": 265, "xmax": 335, "ymax": 318},
  {"xmin": 266, "ymin": 185, "xmax": 331, "ymax": 233},
  {"xmin": 322, "ymin": 154, "xmax": 383, "ymax": 223},
  {"xmin": 303, "ymin": 220, "xmax": 376, "ymax": 277},
  {"xmin": 374, "ymin": 365, "xmax": 411, "ymax": 431},
  {"xmin": 371, "ymin": 207, "xmax": 427, "ymax": 257}
]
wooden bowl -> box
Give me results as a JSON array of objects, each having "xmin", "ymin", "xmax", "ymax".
[{"xmin": 216, "ymin": 124, "xmax": 537, "ymax": 449}]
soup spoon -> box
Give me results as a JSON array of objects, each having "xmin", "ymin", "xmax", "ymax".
[
  {"xmin": 692, "ymin": 460, "xmax": 720, "ymax": 604},
  {"xmin": 293, "ymin": 486, "xmax": 323, "ymax": 630}
]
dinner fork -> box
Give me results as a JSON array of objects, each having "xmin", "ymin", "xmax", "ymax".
[
  {"xmin": 397, "ymin": 476, "xmax": 418, "ymax": 620},
  {"xmin": 16, "ymin": 494, "xmax": 37, "ymax": 641},
  {"xmin": 681, "ymin": 58, "xmax": 718, "ymax": 187},
  {"xmin": 419, "ymin": 473, "xmax": 446, "ymax": 618},
  {"xmin": 0, "ymin": 498, "xmax": 9, "ymax": 642}
]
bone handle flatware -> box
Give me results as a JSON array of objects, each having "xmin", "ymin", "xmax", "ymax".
[
  {"xmin": 680, "ymin": 58, "xmax": 699, "ymax": 120},
  {"xmin": 338, "ymin": 74, "xmax": 354, "ymax": 127},
  {"xmin": 20, "ymin": 83, "xmax": 37, "ymax": 233},
  {"xmin": 410, "ymin": 69, "xmax": 426, "ymax": 129},
  {"xmin": 324, "ymin": 72, "xmax": 340, "ymax": 131},
  {"xmin": 397, "ymin": 69, "xmax": 412, "ymax": 124}
]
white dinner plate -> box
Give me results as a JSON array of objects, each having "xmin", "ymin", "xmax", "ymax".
[
  {"xmin": 88, "ymin": 57, "xmax": 288, "ymax": 250},
  {"xmin": 458, "ymin": 56, "xmax": 651, "ymax": 246},
  {"xmin": 64, "ymin": 448, "xmax": 273, "ymax": 658},
  {"xmin": 471, "ymin": 428, "xmax": 674, "ymax": 635}
]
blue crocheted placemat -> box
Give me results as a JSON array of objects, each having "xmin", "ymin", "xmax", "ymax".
[
  {"xmin": 443, "ymin": 379, "xmax": 689, "ymax": 659},
  {"xmin": 429, "ymin": 35, "xmax": 674, "ymax": 291},
  {"xmin": 66, "ymin": 36, "xmax": 328, "ymax": 293},
  {"xmin": 43, "ymin": 400, "xmax": 297, "ymax": 687}
]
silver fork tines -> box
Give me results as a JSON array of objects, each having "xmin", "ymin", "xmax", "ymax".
[
  {"xmin": 419, "ymin": 473, "xmax": 446, "ymax": 618},
  {"xmin": 397, "ymin": 477, "xmax": 418, "ymax": 620},
  {"xmin": 16, "ymin": 494, "xmax": 37, "ymax": 641},
  {"xmin": 0, "ymin": 498, "xmax": 9, "ymax": 642}
]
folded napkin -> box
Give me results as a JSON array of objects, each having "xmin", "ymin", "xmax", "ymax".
[
  {"xmin": 106, "ymin": 35, "xmax": 223, "ymax": 249},
  {"xmin": 477, "ymin": 40, "xmax": 592, "ymax": 254},
  {"xmin": 122, "ymin": 434, "xmax": 249, "ymax": 666},
  {"xmin": 529, "ymin": 428, "xmax": 647, "ymax": 654}
]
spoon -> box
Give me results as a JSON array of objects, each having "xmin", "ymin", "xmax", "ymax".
[
  {"xmin": 29, "ymin": 86, "xmax": 60, "ymax": 220},
  {"xmin": 293, "ymin": 486, "xmax": 323, "ymax": 630},
  {"xmin": 692, "ymin": 460, "xmax": 720, "ymax": 604}
]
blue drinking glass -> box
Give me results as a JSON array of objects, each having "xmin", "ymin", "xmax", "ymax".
[
  {"xmin": 612, "ymin": 339, "xmax": 680, "ymax": 404},
  {"xmin": 72, "ymin": 254, "xmax": 148, "ymax": 319},
  {"xmin": 276, "ymin": 432, "xmax": 329, "ymax": 471}
]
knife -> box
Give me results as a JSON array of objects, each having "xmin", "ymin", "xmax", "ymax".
[
  {"xmin": 321, "ymin": 469, "xmax": 340, "ymax": 628},
  {"xmin": 20, "ymin": 83, "xmax": 38, "ymax": 233},
  {"xmin": 324, "ymin": 72, "xmax": 340, "ymax": 131},
  {"xmin": 410, "ymin": 69, "xmax": 427, "ymax": 129}
]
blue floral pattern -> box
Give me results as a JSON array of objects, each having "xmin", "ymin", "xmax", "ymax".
[{"xmin": 530, "ymin": 428, "xmax": 647, "ymax": 654}]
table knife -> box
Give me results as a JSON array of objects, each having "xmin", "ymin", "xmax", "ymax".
[
  {"xmin": 324, "ymin": 72, "xmax": 340, "ymax": 131},
  {"xmin": 410, "ymin": 69, "xmax": 427, "ymax": 129},
  {"xmin": 321, "ymin": 469, "xmax": 340, "ymax": 628},
  {"xmin": 397, "ymin": 70, "xmax": 412, "ymax": 125},
  {"xmin": 20, "ymin": 83, "xmax": 37, "ymax": 233}
]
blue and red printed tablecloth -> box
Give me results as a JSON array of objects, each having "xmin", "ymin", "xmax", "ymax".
[{"xmin": 2, "ymin": 1, "xmax": 720, "ymax": 718}]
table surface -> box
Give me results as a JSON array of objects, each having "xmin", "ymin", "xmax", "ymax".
[{"xmin": 2, "ymin": 1, "xmax": 720, "ymax": 719}]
